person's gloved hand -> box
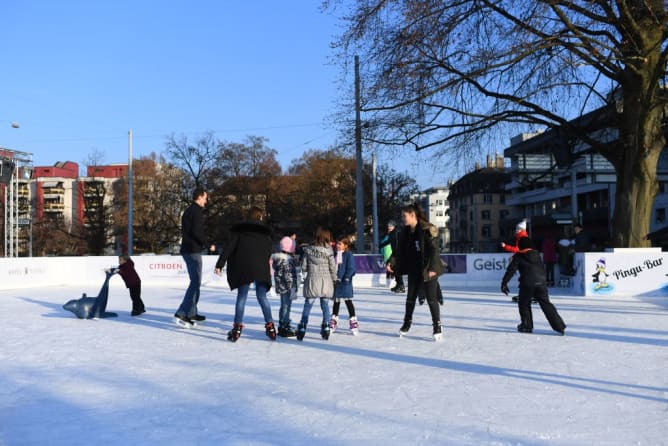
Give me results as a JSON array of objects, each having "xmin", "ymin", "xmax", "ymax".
[{"xmin": 501, "ymin": 283, "xmax": 510, "ymax": 295}]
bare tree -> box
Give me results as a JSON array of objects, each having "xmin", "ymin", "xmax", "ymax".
[
  {"xmin": 164, "ymin": 131, "xmax": 218, "ymax": 195},
  {"xmin": 328, "ymin": 0, "xmax": 668, "ymax": 247},
  {"xmin": 215, "ymin": 135, "xmax": 282, "ymax": 180},
  {"xmin": 113, "ymin": 154, "xmax": 185, "ymax": 254}
]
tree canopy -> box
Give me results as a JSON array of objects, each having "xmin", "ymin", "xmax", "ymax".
[{"xmin": 327, "ymin": 0, "xmax": 668, "ymax": 246}]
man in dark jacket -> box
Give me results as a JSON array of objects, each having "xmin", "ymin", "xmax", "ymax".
[
  {"xmin": 501, "ymin": 238, "xmax": 567, "ymax": 335},
  {"xmin": 387, "ymin": 204, "xmax": 445, "ymax": 341},
  {"xmin": 573, "ymin": 224, "xmax": 592, "ymax": 252},
  {"xmin": 174, "ymin": 187, "xmax": 209, "ymax": 327},
  {"xmin": 215, "ymin": 206, "xmax": 276, "ymax": 342}
]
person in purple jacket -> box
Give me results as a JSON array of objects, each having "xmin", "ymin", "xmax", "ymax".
[{"xmin": 115, "ymin": 254, "xmax": 146, "ymax": 316}]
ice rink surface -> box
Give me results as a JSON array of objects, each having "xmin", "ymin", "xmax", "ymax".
[{"xmin": 1, "ymin": 279, "xmax": 666, "ymax": 446}]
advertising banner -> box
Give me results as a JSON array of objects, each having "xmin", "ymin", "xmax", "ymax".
[{"xmin": 583, "ymin": 252, "xmax": 668, "ymax": 296}]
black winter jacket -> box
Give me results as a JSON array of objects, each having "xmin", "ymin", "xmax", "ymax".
[
  {"xmin": 215, "ymin": 220, "xmax": 273, "ymax": 291},
  {"xmin": 501, "ymin": 249, "xmax": 547, "ymax": 288},
  {"xmin": 388, "ymin": 221, "xmax": 444, "ymax": 281},
  {"xmin": 180, "ymin": 203, "xmax": 206, "ymax": 254}
]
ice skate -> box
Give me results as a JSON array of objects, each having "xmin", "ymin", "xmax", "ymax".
[
  {"xmin": 265, "ymin": 321, "xmax": 277, "ymax": 341},
  {"xmin": 329, "ymin": 315, "xmax": 339, "ymax": 333},
  {"xmin": 227, "ymin": 323, "xmax": 243, "ymax": 342},
  {"xmin": 433, "ymin": 321, "xmax": 443, "ymax": 342},
  {"xmin": 517, "ymin": 323, "xmax": 532, "ymax": 333},
  {"xmin": 320, "ymin": 323, "xmax": 330, "ymax": 340},
  {"xmin": 174, "ymin": 313, "xmax": 195, "ymax": 328},
  {"xmin": 278, "ymin": 325, "xmax": 296, "ymax": 338},
  {"xmin": 349, "ymin": 316, "xmax": 359, "ymax": 336},
  {"xmin": 296, "ymin": 323, "xmax": 306, "ymax": 341},
  {"xmin": 399, "ymin": 319, "xmax": 411, "ymax": 337}
]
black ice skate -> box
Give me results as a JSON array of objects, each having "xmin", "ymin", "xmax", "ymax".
[
  {"xmin": 278, "ymin": 325, "xmax": 296, "ymax": 338},
  {"xmin": 296, "ymin": 323, "xmax": 306, "ymax": 341},
  {"xmin": 433, "ymin": 321, "xmax": 443, "ymax": 342},
  {"xmin": 320, "ymin": 323, "xmax": 330, "ymax": 340},
  {"xmin": 399, "ymin": 319, "xmax": 412, "ymax": 337},
  {"xmin": 227, "ymin": 323, "xmax": 243, "ymax": 342},
  {"xmin": 265, "ymin": 322, "xmax": 277, "ymax": 340},
  {"xmin": 517, "ymin": 324, "xmax": 533, "ymax": 333}
]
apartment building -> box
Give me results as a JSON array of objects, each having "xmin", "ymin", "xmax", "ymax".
[
  {"xmin": 503, "ymin": 107, "xmax": 668, "ymax": 248},
  {"xmin": 414, "ymin": 186, "xmax": 450, "ymax": 252},
  {"xmin": 448, "ymin": 155, "xmax": 512, "ymax": 252}
]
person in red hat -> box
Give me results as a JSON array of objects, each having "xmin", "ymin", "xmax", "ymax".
[{"xmin": 501, "ymin": 219, "xmax": 529, "ymax": 253}]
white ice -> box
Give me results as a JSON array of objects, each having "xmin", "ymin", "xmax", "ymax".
[{"xmin": 1, "ymin": 279, "xmax": 666, "ymax": 446}]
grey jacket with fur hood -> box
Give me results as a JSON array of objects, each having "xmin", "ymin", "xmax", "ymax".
[{"xmin": 301, "ymin": 245, "xmax": 337, "ymax": 298}]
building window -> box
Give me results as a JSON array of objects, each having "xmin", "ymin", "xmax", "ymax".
[
  {"xmin": 436, "ymin": 210, "xmax": 444, "ymax": 217},
  {"xmin": 499, "ymin": 194, "xmax": 506, "ymax": 204},
  {"xmin": 481, "ymin": 225, "xmax": 492, "ymax": 238},
  {"xmin": 500, "ymin": 209, "xmax": 509, "ymax": 220},
  {"xmin": 481, "ymin": 210, "xmax": 491, "ymax": 220},
  {"xmin": 656, "ymin": 208, "xmax": 666, "ymax": 223},
  {"xmin": 483, "ymin": 194, "xmax": 493, "ymax": 204}
]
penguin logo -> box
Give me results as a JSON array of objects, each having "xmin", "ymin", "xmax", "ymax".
[{"xmin": 592, "ymin": 257, "xmax": 609, "ymax": 290}]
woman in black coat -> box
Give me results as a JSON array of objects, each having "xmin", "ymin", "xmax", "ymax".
[
  {"xmin": 215, "ymin": 206, "xmax": 276, "ymax": 342},
  {"xmin": 387, "ymin": 203, "xmax": 445, "ymax": 341},
  {"xmin": 501, "ymin": 237, "xmax": 566, "ymax": 335}
]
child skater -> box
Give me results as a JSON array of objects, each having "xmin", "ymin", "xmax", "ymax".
[
  {"xmin": 297, "ymin": 227, "xmax": 337, "ymax": 341},
  {"xmin": 330, "ymin": 236, "xmax": 358, "ymax": 335},
  {"xmin": 272, "ymin": 236, "xmax": 299, "ymax": 337},
  {"xmin": 501, "ymin": 237, "xmax": 567, "ymax": 335},
  {"xmin": 115, "ymin": 254, "xmax": 146, "ymax": 316}
]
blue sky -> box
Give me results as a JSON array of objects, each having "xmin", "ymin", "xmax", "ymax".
[{"xmin": 1, "ymin": 1, "xmax": 449, "ymax": 188}]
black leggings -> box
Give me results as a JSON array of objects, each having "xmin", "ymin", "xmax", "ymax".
[
  {"xmin": 332, "ymin": 299, "xmax": 356, "ymax": 317},
  {"xmin": 404, "ymin": 274, "xmax": 440, "ymax": 324}
]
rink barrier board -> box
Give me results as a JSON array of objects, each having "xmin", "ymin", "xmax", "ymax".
[{"xmin": 1, "ymin": 252, "xmax": 666, "ymax": 297}]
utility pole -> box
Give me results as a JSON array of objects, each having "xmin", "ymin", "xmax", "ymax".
[
  {"xmin": 128, "ymin": 129, "xmax": 133, "ymax": 256},
  {"xmin": 355, "ymin": 55, "xmax": 365, "ymax": 253},
  {"xmin": 371, "ymin": 153, "xmax": 379, "ymax": 253}
]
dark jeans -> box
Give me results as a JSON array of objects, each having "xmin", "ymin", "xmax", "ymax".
[
  {"xmin": 177, "ymin": 253, "xmax": 202, "ymax": 318},
  {"xmin": 129, "ymin": 284, "xmax": 145, "ymax": 312},
  {"xmin": 517, "ymin": 284, "xmax": 566, "ymax": 332},
  {"xmin": 234, "ymin": 282, "xmax": 273, "ymax": 324}
]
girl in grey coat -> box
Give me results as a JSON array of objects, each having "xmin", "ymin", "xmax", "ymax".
[{"xmin": 297, "ymin": 227, "xmax": 337, "ymax": 341}]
